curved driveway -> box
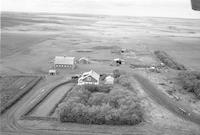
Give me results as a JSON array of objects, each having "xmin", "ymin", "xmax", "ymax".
[{"xmin": 133, "ymin": 73, "xmax": 200, "ymax": 125}]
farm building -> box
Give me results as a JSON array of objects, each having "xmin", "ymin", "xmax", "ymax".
[
  {"xmin": 78, "ymin": 70, "xmax": 100, "ymax": 85},
  {"xmin": 78, "ymin": 57, "xmax": 90, "ymax": 64},
  {"xmin": 54, "ymin": 56, "xmax": 75, "ymax": 69},
  {"xmin": 49, "ymin": 69, "xmax": 56, "ymax": 75},
  {"xmin": 105, "ymin": 75, "xmax": 114, "ymax": 84},
  {"xmin": 111, "ymin": 58, "xmax": 125, "ymax": 66}
]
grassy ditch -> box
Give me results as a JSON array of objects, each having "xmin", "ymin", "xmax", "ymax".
[
  {"xmin": 178, "ymin": 71, "xmax": 200, "ymax": 99},
  {"xmin": 154, "ymin": 50, "xmax": 186, "ymax": 70},
  {"xmin": 56, "ymin": 74, "xmax": 143, "ymax": 125},
  {"xmin": 0, "ymin": 76, "xmax": 42, "ymax": 114}
]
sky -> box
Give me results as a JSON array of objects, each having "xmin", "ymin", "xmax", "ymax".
[{"xmin": 1, "ymin": 0, "xmax": 200, "ymax": 18}]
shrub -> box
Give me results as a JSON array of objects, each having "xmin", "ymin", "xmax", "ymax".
[
  {"xmin": 115, "ymin": 75, "xmax": 134, "ymax": 90},
  {"xmin": 57, "ymin": 85, "xmax": 143, "ymax": 125},
  {"xmin": 84, "ymin": 84, "xmax": 113, "ymax": 93},
  {"xmin": 178, "ymin": 71, "xmax": 200, "ymax": 99},
  {"xmin": 113, "ymin": 69, "xmax": 121, "ymax": 78}
]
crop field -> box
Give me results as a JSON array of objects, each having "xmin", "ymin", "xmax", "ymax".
[{"xmin": 0, "ymin": 76, "xmax": 42, "ymax": 113}]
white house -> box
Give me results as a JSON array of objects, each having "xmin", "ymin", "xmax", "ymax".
[
  {"xmin": 78, "ymin": 70, "xmax": 100, "ymax": 85},
  {"xmin": 105, "ymin": 75, "xmax": 114, "ymax": 84},
  {"xmin": 54, "ymin": 56, "xmax": 75, "ymax": 69}
]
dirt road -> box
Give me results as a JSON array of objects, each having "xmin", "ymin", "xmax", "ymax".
[
  {"xmin": 133, "ymin": 73, "xmax": 200, "ymax": 125},
  {"xmin": 30, "ymin": 83, "xmax": 74, "ymax": 117}
]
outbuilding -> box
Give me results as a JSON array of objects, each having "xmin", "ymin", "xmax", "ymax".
[
  {"xmin": 49, "ymin": 69, "xmax": 56, "ymax": 75},
  {"xmin": 54, "ymin": 56, "xmax": 75, "ymax": 69},
  {"xmin": 105, "ymin": 75, "xmax": 114, "ymax": 84},
  {"xmin": 78, "ymin": 57, "xmax": 90, "ymax": 64},
  {"xmin": 78, "ymin": 70, "xmax": 100, "ymax": 85},
  {"xmin": 111, "ymin": 58, "xmax": 125, "ymax": 66}
]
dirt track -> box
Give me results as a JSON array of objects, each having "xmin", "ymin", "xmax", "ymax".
[{"xmin": 133, "ymin": 73, "xmax": 200, "ymax": 125}]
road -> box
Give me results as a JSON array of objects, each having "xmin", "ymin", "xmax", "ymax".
[
  {"xmin": 133, "ymin": 73, "xmax": 200, "ymax": 125},
  {"xmin": 30, "ymin": 83, "xmax": 74, "ymax": 117}
]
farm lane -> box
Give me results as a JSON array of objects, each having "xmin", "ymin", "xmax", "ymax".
[
  {"xmin": 30, "ymin": 83, "xmax": 74, "ymax": 117},
  {"xmin": 0, "ymin": 77, "xmax": 72, "ymax": 135},
  {"xmin": 1, "ymin": 74, "xmax": 200, "ymax": 135},
  {"xmin": 133, "ymin": 73, "xmax": 200, "ymax": 125}
]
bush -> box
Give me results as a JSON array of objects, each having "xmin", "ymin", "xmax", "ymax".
[
  {"xmin": 178, "ymin": 71, "xmax": 200, "ymax": 99},
  {"xmin": 115, "ymin": 75, "xmax": 134, "ymax": 90},
  {"xmin": 57, "ymin": 85, "xmax": 143, "ymax": 125},
  {"xmin": 154, "ymin": 51, "xmax": 186, "ymax": 70},
  {"xmin": 84, "ymin": 84, "xmax": 113, "ymax": 93},
  {"xmin": 113, "ymin": 69, "xmax": 121, "ymax": 78}
]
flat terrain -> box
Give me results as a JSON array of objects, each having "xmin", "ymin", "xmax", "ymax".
[
  {"xmin": 1, "ymin": 12, "xmax": 200, "ymax": 135},
  {"xmin": 1, "ymin": 12, "xmax": 200, "ymax": 76}
]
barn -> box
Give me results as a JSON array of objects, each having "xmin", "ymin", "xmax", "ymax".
[
  {"xmin": 54, "ymin": 56, "xmax": 75, "ymax": 69},
  {"xmin": 78, "ymin": 70, "xmax": 100, "ymax": 85}
]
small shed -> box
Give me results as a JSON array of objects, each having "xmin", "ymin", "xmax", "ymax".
[
  {"xmin": 105, "ymin": 75, "xmax": 114, "ymax": 84},
  {"xmin": 78, "ymin": 57, "xmax": 90, "ymax": 64},
  {"xmin": 78, "ymin": 70, "xmax": 100, "ymax": 85},
  {"xmin": 111, "ymin": 58, "xmax": 125, "ymax": 66},
  {"xmin": 49, "ymin": 69, "xmax": 56, "ymax": 75},
  {"xmin": 54, "ymin": 56, "xmax": 75, "ymax": 69}
]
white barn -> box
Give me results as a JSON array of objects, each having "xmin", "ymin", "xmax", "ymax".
[{"xmin": 54, "ymin": 56, "xmax": 75, "ymax": 69}]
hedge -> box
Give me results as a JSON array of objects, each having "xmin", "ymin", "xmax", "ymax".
[
  {"xmin": 154, "ymin": 50, "xmax": 186, "ymax": 70},
  {"xmin": 178, "ymin": 71, "xmax": 200, "ymax": 99}
]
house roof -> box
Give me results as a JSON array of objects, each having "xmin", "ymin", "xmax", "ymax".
[
  {"xmin": 106, "ymin": 75, "xmax": 114, "ymax": 79},
  {"xmin": 81, "ymin": 70, "xmax": 100, "ymax": 81},
  {"xmin": 54, "ymin": 56, "xmax": 75, "ymax": 65},
  {"xmin": 114, "ymin": 58, "xmax": 125, "ymax": 61},
  {"xmin": 79, "ymin": 57, "xmax": 89, "ymax": 61},
  {"xmin": 49, "ymin": 69, "xmax": 56, "ymax": 73}
]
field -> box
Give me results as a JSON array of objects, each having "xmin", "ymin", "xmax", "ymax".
[
  {"xmin": 1, "ymin": 12, "xmax": 200, "ymax": 135},
  {"xmin": 1, "ymin": 12, "xmax": 200, "ymax": 76},
  {"xmin": 0, "ymin": 76, "xmax": 42, "ymax": 113}
]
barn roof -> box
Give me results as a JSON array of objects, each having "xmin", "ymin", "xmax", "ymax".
[{"xmin": 54, "ymin": 56, "xmax": 75, "ymax": 65}]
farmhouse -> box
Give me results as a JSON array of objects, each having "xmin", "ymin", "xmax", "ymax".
[
  {"xmin": 78, "ymin": 57, "xmax": 90, "ymax": 64},
  {"xmin": 78, "ymin": 70, "xmax": 100, "ymax": 85},
  {"xmin": 54, "ymin": 56, "xmax": 75, "ymax": 69},
  {"xmin": 105, "ymin": 75, "xmax": 114, "ymax": 84}
]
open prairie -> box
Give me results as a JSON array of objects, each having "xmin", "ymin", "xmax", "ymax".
[{"xmin": 1, "ymin": 12, "xmax": 200, "ymax": 76}]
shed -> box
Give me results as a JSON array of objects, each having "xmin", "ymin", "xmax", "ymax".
[
  {"xmin": 105, "ymin": 75, "xmax": 114, "ymax": 84},
  {"xmin": 78, "ymin": 57, "xmax": 90, "ymax": 64},
  {"xmin": 111, "ymin": 58, "xmax": 125, "ymax": 66},
  {"xmin": 49, "ymin": 69, "xmax": 56, "ymax": 75},
  {"xmin": 54, "ymin": 56, "xmax": 75, "ymax": 69},
  {"xmin": 78, "ymin": 70, "xmax": 100, "ymax": 85}
]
